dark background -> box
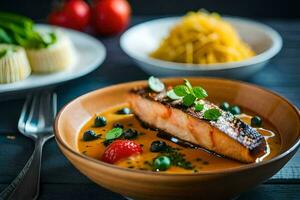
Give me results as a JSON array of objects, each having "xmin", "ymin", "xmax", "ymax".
[{"xmin": 0, "ymin": 0, "xmax": 298, "ymax": 20}]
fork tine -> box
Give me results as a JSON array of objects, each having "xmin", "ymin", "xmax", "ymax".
[
  {"xmin": 38, "ymin": 91, "xmax": 57, "ymax": 129},
  {"xmin": 52, "ymin": 93, "xmax": 57, "ymax": 119},
  {"xmin": 18, "ymin": 95, "xmax": 33, "ymax": 134},
  {"xmin": 24, "ymin": 93, "xmax": 41, "ymax": 134}
]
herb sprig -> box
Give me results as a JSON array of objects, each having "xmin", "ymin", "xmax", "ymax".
[{"xmin": 173, "ymin": 79, "xmax": 208, "ymax": 106}]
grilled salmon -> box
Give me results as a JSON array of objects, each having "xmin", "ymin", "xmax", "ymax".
[{"xmin": 128, "ymin": 88, "xmax": 266, "ymax": 163}]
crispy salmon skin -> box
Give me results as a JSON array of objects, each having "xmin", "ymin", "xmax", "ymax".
[{"xmin": 128, "ymin": 87, "xmax": 266, "ymax": 163}]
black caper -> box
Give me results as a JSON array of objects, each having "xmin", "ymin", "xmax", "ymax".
[
  {"xmin": 116, "ymin": 107, "xmax": 131, "ymax": 115},
  {"xmin": 113, "ymin": 123, "xmax": 124, "ymax": 128},
  {"xmin": 94, "ymin": 116, "xmax": 106, "ymax": 127},
  {"xmin": 229, "ymin": 105, "xmax": 241, "ymax": 115},
  {"xmin": 150, "ymin": 140, "xmax": 167, "ymax": 152},
  {"xmin": 83, "ymin": 130, "xmax": 99, "ymax": 141},
  {"xmin": 251, "ymin": 116, "xmax": 262, "ymax": 127},
  {"xmin": 220, "ymin": 102, "xmax": 230, "ymax": 111},
  {"xmin": 123, "ymin": 129, "xmax": 138, "ymax": 139}
]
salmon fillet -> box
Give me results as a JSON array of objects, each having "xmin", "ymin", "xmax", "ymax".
[{"xmin": 128, "ymin": 88, "xmax": 266, "ymax": 163}]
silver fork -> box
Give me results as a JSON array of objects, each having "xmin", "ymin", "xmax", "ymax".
[{"xmin": 0, "ymin": 92, "xmax": 57, "ymax": 200}]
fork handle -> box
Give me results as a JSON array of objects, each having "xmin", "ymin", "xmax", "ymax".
[{"xmin": 0, "ymin": 138, "xmax": 46, "ymax": 200}]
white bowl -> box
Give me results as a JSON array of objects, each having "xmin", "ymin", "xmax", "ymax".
[{"xmin": 120, "ymin": 17, "xmax": 282, "ymax": 79}]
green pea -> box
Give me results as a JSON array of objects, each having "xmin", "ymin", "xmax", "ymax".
[
  {"xmin": 220, "ymin": 102, "xmax": 230, "ymax": 111},
  {"xmin": 251, "ymin": 116, "xmax": 262, "ymax": 127},
  {"xmin": 94, "ymin": 116, "xmax": 107, "ymax": 127},
  {"xmin": 153, "ymin": 156, "xmax": 171, "ymax": 171},
  {"xmin": 229, "ymin": 105, "xmax": 241, "ymax": 115}
]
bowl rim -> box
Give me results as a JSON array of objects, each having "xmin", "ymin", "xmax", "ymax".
[
  {"xmin": 54, "ymin": 77, "xmax": 300, "ymax": 176},
  {"xmin": 120, "ymin": 16, "xmax": 283, "ymax": 71}
]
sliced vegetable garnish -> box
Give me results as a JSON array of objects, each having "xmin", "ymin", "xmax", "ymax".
[
  {"xmin": 148, "ymin": 76, "xmax": 165, "ymax": 92},
  {"xmin": 105, "ymin": 127, "xmax": 123, "ymax": 140},
  {"xmin": 166, "ymin": 89, "xmax": 181, "ymax": 100},
  {"xmin": 203, "ymin": 108, "xmax": 221, "ymax": 121}
]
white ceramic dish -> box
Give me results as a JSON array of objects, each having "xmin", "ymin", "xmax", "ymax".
[
  {"xmin": 0, "ymin": 24, "xmax": 106, "ymax": 95},
  {"xmin": 120, "ymin": 17, "xmax": 282, "ymax": 78}
]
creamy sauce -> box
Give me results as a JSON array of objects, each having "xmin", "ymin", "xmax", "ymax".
[{"xmin": 77, "ymin": 104, "xmax": 281, "ymax": 173}]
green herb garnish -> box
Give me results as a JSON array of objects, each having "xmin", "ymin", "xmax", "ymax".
[
  {"xmin": 148, "ymin": 76, "xmax": 165, "ymax": 92},
  {"xmin": 105, "ymin": 128, "xmax": 123, "ymax": 140},
  {"xmin": 183, "ymin": 94, "xmax": 196, "ymax": 106},
  {"xmin": 194, "ymin": 103, "xmax": 204, "ymax": 111},
  {"xmin": 173, "ymin": 79, "xmax": 208, "ymax": 107},
  {"xmin": 203, "ymin": 108, "xmax": 221, "ymax": 121}
]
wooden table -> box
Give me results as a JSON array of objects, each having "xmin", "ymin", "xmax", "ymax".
[{"xmin": 0, "ymin": 17, "xmax": 299, "ymax": 199}]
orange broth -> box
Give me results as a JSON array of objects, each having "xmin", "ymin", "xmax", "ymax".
[{"xmin": 77, "ymin": 104, "xmax": 281, "ymax": 173}]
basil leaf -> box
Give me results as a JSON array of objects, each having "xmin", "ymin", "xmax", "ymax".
[
  {"xmin": 203, "ymin": 108, "xmax": 221, "ymax": 121},
  {"xmin": 148, "ymin": 76, "xmax": 165, "ymax": 92},
  {"xmin": 173, "ymin": 85, "xmax": 189, "ymax": 97},
  {"xmin": 183, "ymin": 94, "xmax": 196, "ymax": 106},
  {"xmin": 105, "ymin": 128, "xmax": 123, "ymax": 140},
  {"xmin": 193, "ymin": 87, "xmax": 208, "ymax": 99},
  {"xmin": 167, "ymin": 89, "xmax": 181, "ymax": 100},
  {"xmin": 194, "ymin": 103, "xmax": 204, "ymax": 111}
]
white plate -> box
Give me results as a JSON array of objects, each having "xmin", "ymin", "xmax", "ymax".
[
  {"xmin": 0, "ymin": 24, "xmax": 106, "ymax": 95},
  {"xmin": 120, "ymin": 17, "xmax": 282, "ymax": 78}
]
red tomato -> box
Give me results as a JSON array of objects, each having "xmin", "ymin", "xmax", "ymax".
[
  {"xmin": 48, "ymin": 0, "xmax": 91, "ymax": 31},
  {"xmin": 101, "ymin": 140, "xmax": 143, "ymax": 164},
  {"xmin": 93, "ymin": 0, "xmax": 131, "ymax": 35}
]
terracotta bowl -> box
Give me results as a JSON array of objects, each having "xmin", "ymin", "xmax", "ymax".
[{"xmin": 54, "ymin": 78, "xmax": 300, "ymax": 200}]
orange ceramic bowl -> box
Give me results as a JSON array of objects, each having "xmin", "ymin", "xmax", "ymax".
[{"xmin": 54, "ymin": 78, "xmax": 300, "ymax": 200}]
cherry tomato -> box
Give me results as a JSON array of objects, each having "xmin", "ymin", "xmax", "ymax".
[
  {"xmin": 93, "ymin": 0, "xmax": 131, "ymax": 35},
  {"xmin": 48, "ymin": 0, "xmax": 91, "ymax": 31},
  {"xmin": 101, "ymin": 140, "xmax": 142, "ymax": 164}
]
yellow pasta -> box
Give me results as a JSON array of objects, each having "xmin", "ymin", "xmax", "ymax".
[{"xmin": 150, "ymin": 11, "xmax": 255, "ymax": 65}]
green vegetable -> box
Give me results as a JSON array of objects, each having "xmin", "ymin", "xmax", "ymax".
[
  {"xmin": 183, "ymin": 94, "xmax": 196, "ymax": 106},
  {"xmin": 251, "ymin": 116, "xmax": 262, "ymax": 127},
  {"xmin": 0, "ymin": 12, "xmax": 57, "ymax": 49},
  {"xmin": 173, "ymin": 85, "xmax": 189, "ymax": 96},
  {"xmin": 83, "ymin": 130, "xmax": 99, "ymax": 141},
  {"xmin": 171, "ymin": 79, "xmax": 208, "ymax": 107},
  {"xmin": 166, "ymin": 89, "xmax": 181, "ymax": 100},
  {"xmin": 192, "ymin": 87, "xmax": 208, "ymax": 99},
  {"xmin": 229, "ymin": 106, "xmax": 241, "ymax": 115},
  {"xmin": 105, "ymin": 128, "xmax": 123, "ymax": 140},
  {"xmin": 220, "ymin": 102, "xmax": 230, "ymax": 111},
  {"xmin": 153, "ymin": 156, "xmax": 171, "ymax": 171},
  {"xmin": 194, "ymin": 103, "xmax": 204, "ymax": 111},
  {"xmin": 148, "ymin": 76, "xmax": 165, "ymax": 92},
  {"xmin": 94, "ymin": 116, "xmax": 107, "ymax": 127},
  {"xmin": 0, "ymin": 28, "xmax": 13, "ymax": 43},
  {"xmin": 204, "ymin": 108, "xmax": 221, "ymax": 121}
]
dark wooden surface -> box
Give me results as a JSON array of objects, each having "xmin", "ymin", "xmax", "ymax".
[{"xmin": 0, "ymin": 17, "xmax": 299, "ymax": 199}]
